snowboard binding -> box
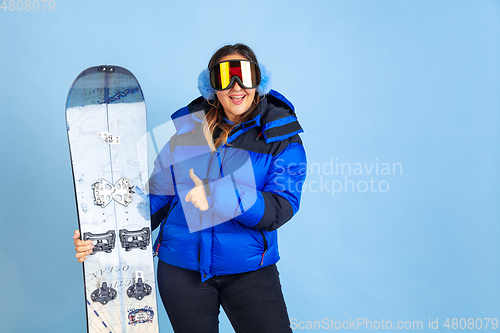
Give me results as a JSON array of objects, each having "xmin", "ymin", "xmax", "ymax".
[
  {"xmin": 83, "ymin": 230, "xmax": 116, "ymax": 254},
  {"xmin": 91, "ymin": 281, "xmax": 118, "ymax": 305},
  {"xmin": 127, "ymin": 271, "xmax": 152, "ymax": 301},
  {"xmin": 119, "ymin": 227, "xmax": 151, "ymax": 251}
]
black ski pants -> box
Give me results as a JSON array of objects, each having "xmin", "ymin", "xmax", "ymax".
[{"xmin": 157, "ymin": 260, "xmax": 293, "ymax": 333}]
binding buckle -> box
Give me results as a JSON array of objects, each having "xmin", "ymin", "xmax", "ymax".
[
  {"xmin": 91, "ymin": 281, "xmax": 117, "ymax": 305},
  {"xmin": 127, "ymin": 271, "xmax": 152, "ymax": 300},
  {"xmin": 98, "ymin": 132, "xmax": 120, "ymax": 145}
]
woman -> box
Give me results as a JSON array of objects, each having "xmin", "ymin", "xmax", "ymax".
[{"xmin": 74, "ymin": 43, "xmax": 306, "ymax": 332}]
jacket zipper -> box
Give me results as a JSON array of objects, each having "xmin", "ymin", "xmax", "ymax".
[
  {"xmin": 259, "ymin": 230, "xmax": 268, "ymax": 266},
  {"xmin": 154, "ymin": 200, "xmax": 178, "ymax": 256},
  {"xmin": 198, "ymin": 146, "xmax": 219, "ymax": 263}
]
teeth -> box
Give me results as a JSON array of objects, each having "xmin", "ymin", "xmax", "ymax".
[{"xmin": 231, "ymin": 96, "xmax": 244, "ymax": 100}]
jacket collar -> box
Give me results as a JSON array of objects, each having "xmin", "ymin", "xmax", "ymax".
[{"xmin": 170, "ymin": 90, "xmax": 303, "ymax": 144}]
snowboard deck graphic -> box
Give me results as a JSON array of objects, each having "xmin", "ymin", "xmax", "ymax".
[{"xmin": 66, "ymin": 65, "xmax": 159, "ymax": 333}]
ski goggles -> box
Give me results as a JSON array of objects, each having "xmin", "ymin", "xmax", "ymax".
[{"xmin": 209, "ymin": 60, "xmax": 261, "ymax": 91}]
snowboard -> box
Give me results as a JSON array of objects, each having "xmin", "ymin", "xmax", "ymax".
[{"xmin": 66, "ymin": 65, "xmax": 160, "ymax": 333}]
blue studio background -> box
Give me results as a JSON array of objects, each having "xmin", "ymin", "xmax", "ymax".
[{"xmin": 1, "ymin": 0, "xmax": 499, "ymax": 332}]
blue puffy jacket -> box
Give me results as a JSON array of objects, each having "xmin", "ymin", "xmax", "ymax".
[{"xmin": 149, "ymin": 90, "xmax": 306, "ymax": 281}]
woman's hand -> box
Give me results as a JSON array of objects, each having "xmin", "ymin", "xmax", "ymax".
[
  {"xmin": 73, "ymin": 230, "xmax": 94, "ymax": 263},
  {"xmin": 185, "ymin": 168, "xmax": 209, "ymax": 211}
]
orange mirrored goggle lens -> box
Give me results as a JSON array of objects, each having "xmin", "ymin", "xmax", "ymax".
[{"xmin": 209, "ymin": 60, "xmax": 261, "ymax": 91}]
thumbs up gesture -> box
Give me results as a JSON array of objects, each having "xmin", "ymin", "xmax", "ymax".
[{"xmin": 185, "ymin": 168, "xmax": 209, "ymax": 211}]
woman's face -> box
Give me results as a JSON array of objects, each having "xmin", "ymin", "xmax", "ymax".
[{"xmin": 215, "ymin": 53, "xmax": 256, "ymax": 123}]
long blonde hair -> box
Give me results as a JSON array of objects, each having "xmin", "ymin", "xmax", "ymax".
[{"xmin": 202, "ymin": 95, "xmax": 259, "ymax": 151}]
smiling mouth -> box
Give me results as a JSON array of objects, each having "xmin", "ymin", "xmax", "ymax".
[{"xmin": 229, "ymin": 95, "xmax": 245, "ymax": 104}]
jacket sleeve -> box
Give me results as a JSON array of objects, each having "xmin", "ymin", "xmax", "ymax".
[
  {"xmin": 209, "ymin": 140, "xmax": 306, "ymax": 231},
  {"xmin": 148, "ymin": 142, "xmax": 176, "ymax": 231}
]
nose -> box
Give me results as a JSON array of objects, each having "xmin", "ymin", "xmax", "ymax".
[{"xmin": 230, "ymin": 80, "xmax": 242, "ymax": 91}]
